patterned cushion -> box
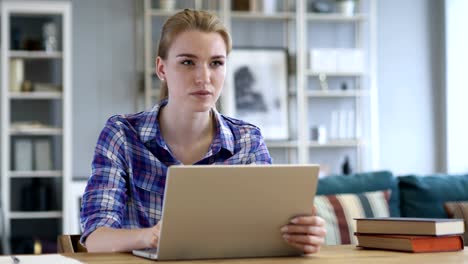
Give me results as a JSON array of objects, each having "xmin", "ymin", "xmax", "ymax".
[
  {"xmin": 314, "ymin": 190, "xmax": 390, "ymax": 245},
  {"xmin": 317, "ymin": 171, "xmax": 400, "ymax": 217},
  {"xmin": 444, "ymin": 201, "xmax": 468, "ymax": 246}
]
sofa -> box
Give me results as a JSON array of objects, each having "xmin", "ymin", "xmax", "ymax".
[{"xmin": 314, "ymin": 171, "xmax": 468, "ymax": 245}]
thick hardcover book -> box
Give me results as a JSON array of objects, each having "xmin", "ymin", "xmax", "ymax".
[
  {"xmin": 355, "ymin": 217, "xmax": 465, "ymax": 236},
  {"xmin": 355, "ymin": 233, "xmax": 464, "ymax": 253}
]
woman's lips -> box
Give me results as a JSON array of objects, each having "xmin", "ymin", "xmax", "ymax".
[{"xmin": 190, "ymin": 90, "xmax": 212, "ymax": 97}]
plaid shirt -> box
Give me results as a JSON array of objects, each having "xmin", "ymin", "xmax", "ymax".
[{"xmin": 80, "ymin": 100, "xmax": 272, "ymax": 243}]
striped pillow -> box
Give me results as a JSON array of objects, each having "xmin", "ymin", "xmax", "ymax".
[{"xmin": 314, "ymin": 190, "xmax": 390, "ymax": 245}]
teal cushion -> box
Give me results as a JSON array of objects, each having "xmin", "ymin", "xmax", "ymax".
[
  {"xmin": 317, "ymin": 171, "xmax": 400, "ymax": 217},
  {"xmin": 398, "ymin": 174, "xmax": 468, "ymax": 218}
]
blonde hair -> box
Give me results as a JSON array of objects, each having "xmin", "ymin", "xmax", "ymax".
[{"xmin": 157, "ymin": 9, "xmax": 232, "ymax": 100}]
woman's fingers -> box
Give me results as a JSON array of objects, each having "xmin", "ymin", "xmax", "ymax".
[
  {"xmin": 283, "ymin": 233, "xmax": 325, "ymax": 246},
  {"xmin": 284, "ymin": 239, "xmax": 321, "ymax": 254},
  {"xmin": 281, "ymin": 224, "xmax": 327, "ymax": 236},
  {"xmin": 290, "ymin": 215, "xmax": 325, "ymax": 226}
]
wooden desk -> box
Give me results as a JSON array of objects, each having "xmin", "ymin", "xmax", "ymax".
[{"xmin": 64, "ymin": 245, "xmax": 468, "ymax": 264}]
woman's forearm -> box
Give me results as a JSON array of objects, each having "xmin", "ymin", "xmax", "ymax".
[{"xmin": 85, "ymin": 226, "xmax": 155, "ymax": 252}]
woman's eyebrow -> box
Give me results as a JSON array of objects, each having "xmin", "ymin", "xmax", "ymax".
[
  {"xmin": 176, "ymin": 53, "xmax": 197, "ymax": 58},
  {"xmin": 176, "ymin": 54, "xmax": 226, "ymax": 59}
]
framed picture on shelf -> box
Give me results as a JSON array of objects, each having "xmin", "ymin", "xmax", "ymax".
[{"xmin": 225, "ymin": 48, "xmax": 289, "ymax": 140}]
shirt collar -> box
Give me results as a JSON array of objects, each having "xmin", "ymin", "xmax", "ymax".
[{"xmin": 139, "ymin": 99, "xmax": 235, "ymax": 154}]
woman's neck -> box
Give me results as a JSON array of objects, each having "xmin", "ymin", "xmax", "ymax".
[{"xmin": 158, "ymin": 102, "xmax": 215, "ymax": 164}]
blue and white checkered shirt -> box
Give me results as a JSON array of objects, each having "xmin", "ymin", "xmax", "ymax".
[{"xmin": 80, "ymin": 100, "xmax": 272, "ymax": 243}]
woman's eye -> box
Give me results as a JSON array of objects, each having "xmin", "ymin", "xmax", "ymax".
[
  {"xmin": 211, "ymin": 60, "xmax": 224, "ymax": 67},
  {"xmin": 181, "ymin": 60, "xmax": 194, "ymax": 65}
]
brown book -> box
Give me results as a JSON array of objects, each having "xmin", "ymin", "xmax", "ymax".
[
  {"xmin": 355, "ymin": 234, "xmax": 464, "ymax": 253},
  {"xmin": 355, "ymin": 217, "xmax": 465, "ymax": 236}
]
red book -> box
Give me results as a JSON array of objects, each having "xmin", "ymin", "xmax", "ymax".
[{"xmin": 355, "ymin": 233, "xmax": 464, "ymax": 253}]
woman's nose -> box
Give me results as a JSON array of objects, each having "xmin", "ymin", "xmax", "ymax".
[{"xmin": 195, "ymin": 64, "xmax": 210, "ymax": 84}]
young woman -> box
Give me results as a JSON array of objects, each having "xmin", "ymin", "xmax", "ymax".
[{"xmin": 80, "ymin": 9, "xmax": 326, "ymax": 254}]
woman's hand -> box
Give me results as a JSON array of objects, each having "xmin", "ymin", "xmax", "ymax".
[
  {"xmin": 280, "ymin": 206, "xmax": 326, "ymax": 254},
  {"xmin": 143, "ymin": 221, "xmax": 162, "ymax": 248}
]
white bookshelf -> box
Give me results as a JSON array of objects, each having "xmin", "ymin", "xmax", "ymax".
[
  {"xmin": 1, "ymin": 1, "xmax": 72, "ymax": 254},
  {"xmin": 140, "ymin": 0, "xmax": 378, "ymax": 171}
]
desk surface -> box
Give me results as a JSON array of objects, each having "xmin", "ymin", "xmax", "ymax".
[{"xmin": 64, "ymin": 245, "xmax": 468, "ymax": 264}]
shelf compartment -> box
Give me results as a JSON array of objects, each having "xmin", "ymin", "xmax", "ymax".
[
  {"xmin": 307, "ymin": 13, "xmax": 367, "ymax": 22},
  {"xmin": 11, "ymin": 218, "xmax": 61, "ymax": 254},
  {"xmin": 10, "ymin": 178, "xmax": 62, "ymax": 212},
  {"xmin": 308, "ymin": 139, "xmax": 360, "ymax": 148},
  {"xmin": 9, "ymin": 170, "xmax": 62, "ymax": 178},
  {"xmin": 9, "ymin": 91, "xmax": 62, "ymax": 99},
  {"xmin": 149, "ymin": 9, "xmax": 219, "ymax": 17},
  {"xmin": 231, "ymin": 11, "xmax": 294, "ymax": 20}
]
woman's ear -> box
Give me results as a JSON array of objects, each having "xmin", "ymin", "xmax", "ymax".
[{"xmin": 155, "ymin": 56, "xmax": 166, "ymax": 81}]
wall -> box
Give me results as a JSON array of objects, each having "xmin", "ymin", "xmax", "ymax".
[
  {"xmin": 72, "ymin": 0, "xmax": 138, "ymax": 179},
  {"xmin": 376, "ymin": 0, "xmax": 444, "ymax": 175},
  {"xmin": 445, "ymin": 0, "xmax": 468, "ymax": 174}
]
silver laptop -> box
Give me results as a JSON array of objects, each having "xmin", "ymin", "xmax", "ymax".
[{"xmin": 132, "ymin": 164, "xmax": 319, "ymax": 260}]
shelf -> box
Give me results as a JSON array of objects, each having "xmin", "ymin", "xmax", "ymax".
[
  {"xmin": 149, "ymin": 9, "xmax": 219, "ymax": 17},
  {"xmin": 10, "ymin": 127, "xmax": 63, "ymax": 136},
  {"xmin": 307, "ymin": 90, "xmax": 368, "ymax": 98},
  {"xmin": 265, "ymin": 140, "xmax": 298, "ymax": 148},
  {"xmin": 9, "ymin": 170, "xmax": 62, "ymax": 178},
  {"xmin": 307, "ymin": 13, "xmax": 367, "ymax": 22},
  {"xmin": 231, "ymin": 11, "xmax": 294, "ymax": 20},
  {"xmin": 9, "ymin": 91, "xmax": 62, "ymax": 99},
  {"xmin": 9, "ymin": 50, "xmax": 63, "ymax": 59},
  {"xmin": 9, "ymin": 211, "xmax": 63, "ymax": 219},
  {"xmin": 307, "ymin": 70, "xmax": 365, "ymax": 77},
  {"xmin": 308, "ymin": 139, "xmax": 360, "ymax": 148}
]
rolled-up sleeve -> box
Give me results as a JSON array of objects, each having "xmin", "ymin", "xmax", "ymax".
[
  {"xmin": 80, "ymin": 118, "xmax": 130, "ymax": 244},
  {"xmin": 247, "ymin": 131, "xmax": 272, "ymax": 164}
]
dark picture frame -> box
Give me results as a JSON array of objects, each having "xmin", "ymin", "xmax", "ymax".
[{"xmin": 224, "ymin": 48, "xmax": 289, "ymax": 140}]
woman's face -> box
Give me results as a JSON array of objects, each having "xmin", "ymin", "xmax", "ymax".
[{"xmin": 157, "ymin": 30, "xmax": 227, "ymax": 113}]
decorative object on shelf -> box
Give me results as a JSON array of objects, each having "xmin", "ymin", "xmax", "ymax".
[
  {"xmin": 34, "ymin": 138, "xmax": 52, "ymax": 171},
  {"xmin": 9, "ymin": 59, "xmax": 24, "ymax": 92},
  {"xmin": 318, "ymin": 73, "xmax": 329, "ymax": 90},
  {"xmin": 13, "ymin": 138, "xmax": 33, "ymax": 171},
  {"xmin": 33, "ymin": 83, "xmax": 62, "ymax": 92},
  {"xmin": 341, "ymin": 155, "xmax": 352, "ymax": 174},
  {"xmin": 12, "ymin": 27, "xmax": 22, "ymax": 50},
  {"xmin": 340, "ymin": 82, "xmax": 348, "ymax": 90},
  {"xmin": 311, "ymin": 48, "xmax": 364, "ymax": 73},
  {"xmin": 330, "ymin": 110, "xmax": 355, "ymax": 139},
  {"xmin": 310, "ymin": 48, "xmax": 337, "ymax": 72},
  {"xmin": 227, "ymin": 48, "xmax": 289, "ymax": 140},
  {"xmin": 159, "ymin": 0, "xmax": 176, "ymax": 11},
  {"xmin": 249, "ymin": 0, "xmax": 261, "ymax": 12},
  {"xmin": 21, "ymin": 80, "xmax": 33, "ymax": 92},
  {"xmin": 336, "ymin": 0, "xmax": 356, "ymax": 16},
  {"xmin": 310, "ymin": 0, "xmax": 333, "ymax": 13},
  {"xmin": 232, "ymin": 0, "xmax": 250, "ymax": 11},
  {"xmin": 311, "ymin": 125, "xmax": 327, "ymax": 144},
  {"xmin": 336, "ymin": 48, "xmax": 364, "ymax": 73},
  {"xmin": 20, "ymin": 178, "xmax": 51, "ymax": 211},
  {"xmin": 262, "ymin": 0, "xmax": 277, "ymax": 14},
  {"xmin": 42, "ymin": 22, "xmax": 58, "ymax": 52}
]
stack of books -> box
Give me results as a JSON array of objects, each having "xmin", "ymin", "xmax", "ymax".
[{"xmin": 355, "ymin": 217, "xmax": 465, "ymax": 253}]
